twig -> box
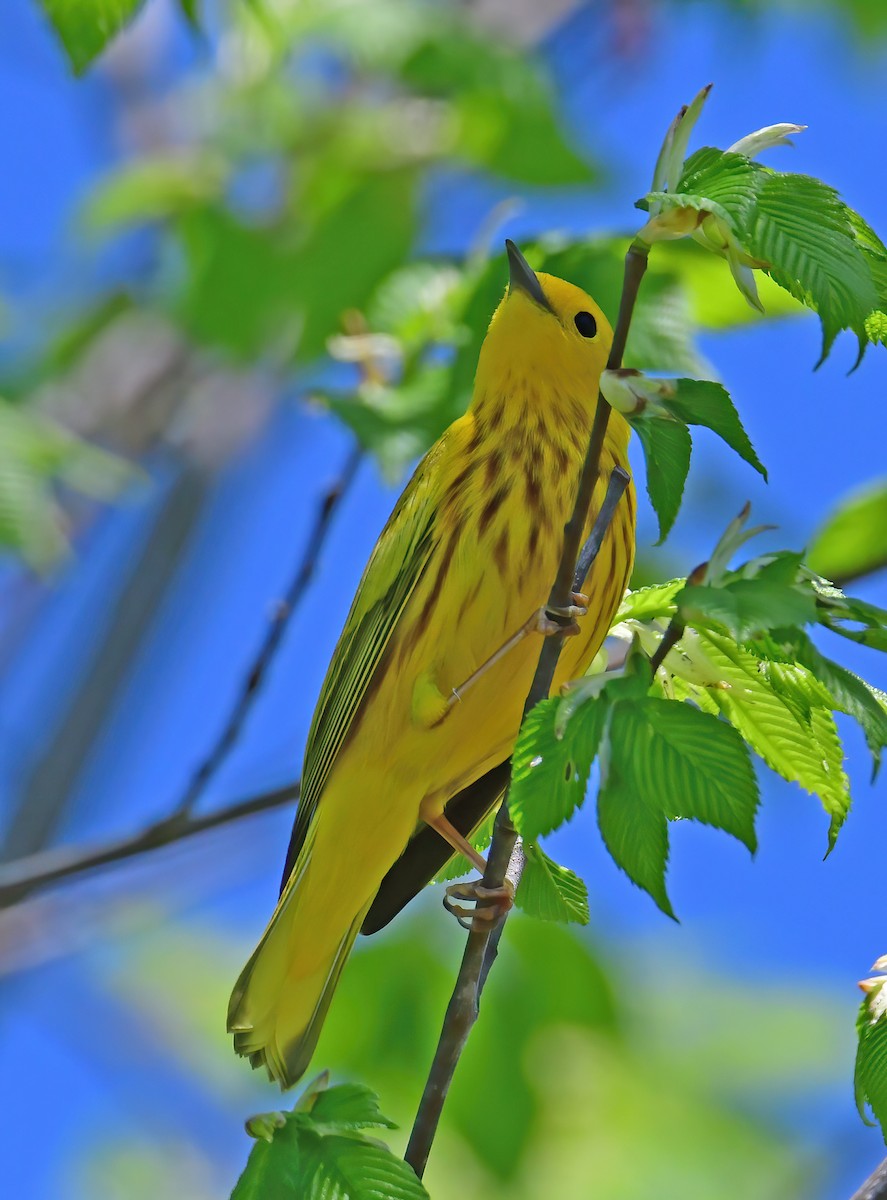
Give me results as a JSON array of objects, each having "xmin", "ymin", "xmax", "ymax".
[
  {"xmin": 0, "ymin": 783, "xmax": 299, "ymax": 908},
  {"xmin": 174, "ymin": 442, "xmax": 362, "ymax": 817},
  {"xmin": 851, "ymin": 1158, "xmax": 887, "ymax": 1200},
  {"xmin": 404, "ymin": 239, "xmax": 649, "ymax": 1178}
]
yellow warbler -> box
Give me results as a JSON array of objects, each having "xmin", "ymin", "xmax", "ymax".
[{"xmin": 228, "ymin": 242, "xmax": 636, "ymax": 1087}]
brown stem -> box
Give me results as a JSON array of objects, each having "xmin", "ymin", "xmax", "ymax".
[
  {"xmin": 404, "ymin": 239, "xmax": 649, "ymax": 1179},
  {"xmin": 851, "ymin": 1158, "xmax": 887, "ymax": 1200}
]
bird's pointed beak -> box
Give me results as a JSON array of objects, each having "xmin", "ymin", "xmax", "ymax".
[{"xmin": 505, "ymin": 239, "xmax": 553, "ymax": 313}]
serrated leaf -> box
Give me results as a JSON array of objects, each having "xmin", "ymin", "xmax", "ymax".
[
  {"xmin": 631, "ymin": 417, "xmax": 692, "ymax": 543},
  {"xmin": 791, "ymin": 631, "xmax": 887, "ymax": 776},
  {"xmin": 665, "ymin": 378, "xmax": 766, "ymax": 479},
  {"xmin": 808, "ymin": 479, "xmax": 887, "ymax": 586},
  {"xmin": 679, "ymin": 578, "xmax": 816, "ymax": 641},
  {"xmin": 856, "ymin": 984, "xmax": 887, "ymax": 1141},
  {"xmin": 746, "ymin": 172, "xmax": 880, "ymax": 364},
  {"xmin": 38, "ymin": 0, "xmax": 148, "ymax": 73},
  {"xmin": 597, "ymin": 746, "xmax": 674, "ymax": 918},
  {"xmin": 233, "ymin": 1087, "xmax": 426, "ymax": 1200},
  {"xmin": 510, "ymin": 694, "xmax": 606, "ymax": 843},
  {"xmin": 614, "ymin": 697, "xmax": 759, "ymax": 851},
  {"xmin": 515, "ymin": 845, "xmax": 590, "ymax": 925},
  {"xmin": 677, "ymin": 147, "xmax": 766, "ymax": 227},
  {"xmin": 694, "ymin": 630, "xmax": 851, "ymax": 845},
  {"xmin": 309, "ymin": 1085, "xmax": 397, "ymax": 1132},
  {"xmin": 300, "ymin": 1135, "xmax": 428, "ymax": 1200},
  {"xmin": 615, "ymin": 578, "xmax": 684, "ymax": 624}
]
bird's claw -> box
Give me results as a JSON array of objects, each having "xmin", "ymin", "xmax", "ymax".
[
  {"xmin": 535, "ymin": 591, "xmax": 588, "ymax": 638},
  {"xmin": 443, "ymin": 880, "xmax": 515, "ymax": 931}
]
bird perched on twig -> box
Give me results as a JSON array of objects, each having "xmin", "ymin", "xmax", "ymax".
[{"xmin": 228, "ymin": 241, "xmax": 636, "ymax": 1088}]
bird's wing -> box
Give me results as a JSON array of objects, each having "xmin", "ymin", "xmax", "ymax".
[{"xmin": 279, "ymin": 435, "xmax": 450, "ymax": 892}]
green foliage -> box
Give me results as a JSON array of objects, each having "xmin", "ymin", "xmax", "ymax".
[
  {"xmin": 856, "ymin": 980, "xmax": 887, "ymax": 1142},
  {"xmin": 642, "ymin": 139, "xmax": 886, "ymax": 363},
  {"xmin": 232, "ymin": 1077, "xmax": 428, "ymax": 1200},
  {"xmin": 601, "ymin": 373, "xmax": 765, "ymax": 542},
  {"xmin": 632, "ymin": 418, "xmax": 692, "ymax": 543},
  {"xmin": 515, "ymin": 845, "xmax": 590, "ymax": 925},
  {"xmin": 808, "ymin": 478, "xmax": 887, "ymax": 585},
  {"xmin": 0, "ymin": 400, "xmax": 137, "ymax": 569},
  {"xmin": 37, "ymin": 0, "xmax": 147, "ymax": 73}
]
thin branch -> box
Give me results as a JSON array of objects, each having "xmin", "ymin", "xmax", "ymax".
[
  {"xmin": 851, "ymin": 1158, "xmax": 887, "ymax": 1200},
  {"xmin": 174, "ymin": 442, "xmax": 363, "ymax": 817},
  {"xmin": 404, "ymin": 239, "xmax": 649, "ymax": 1179},
  {"xmin": 0, "ymin": 783, "xmax": 299, "ymax": 908}
]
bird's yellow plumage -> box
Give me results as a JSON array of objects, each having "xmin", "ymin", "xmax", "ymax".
[{"xmin": 228, "ymin": 244, "xmax": 636, "ymax": 1087}]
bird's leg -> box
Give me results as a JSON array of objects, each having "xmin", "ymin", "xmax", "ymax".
[
  {"xmin": 423, "ymin": 813, "xmax": 515, "ymax": 930},
  {"xmin": 425, "ymin": 812, "xmax": 488, "ymax": 872},
  {"xmin": 444, "ymin": 592, "xmax": 589, "ymax": 712}
]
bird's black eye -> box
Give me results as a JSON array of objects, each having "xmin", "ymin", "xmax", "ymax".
[{"xmin": 574, "ymin": 311, "xmax": 597, "ymax": 338}]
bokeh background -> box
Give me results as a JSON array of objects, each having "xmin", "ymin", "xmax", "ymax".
[{"xmin": 1, "ymin": 1, "xmax": 886, "ymax": 1197}]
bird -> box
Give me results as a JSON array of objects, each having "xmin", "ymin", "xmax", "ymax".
[{"xmin": 228, "ymin": 240, "xmax": 636, "ymax": 1088}]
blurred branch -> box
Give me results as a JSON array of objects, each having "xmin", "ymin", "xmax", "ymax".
[
  {"xmin": 175, "ymin": 441, "xmax": 363, "ymax": 817},
  {"xmin": 404, "ymin": 241, "xmax": 648, "ymax": 1178},
  {"xmin": 0, "ymin": 782, "xmax": 298, "ymax": 908},
  {"xmin": 0, "ymin": 441, "xmax": 361, "ymax": 906},
  {"xmin": 851, "ymin": 1158, "xmax": 887, "ymax": 1200}
]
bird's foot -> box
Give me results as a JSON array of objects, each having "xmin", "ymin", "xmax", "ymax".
[
  {"xmin": 534, "ymin": 592, "xmax": 589, "ymax": 638},
  {"xmin": 443, "ymin": 879, "xmax": 515, "ymax": 931}
]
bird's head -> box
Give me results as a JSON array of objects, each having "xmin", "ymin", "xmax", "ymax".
[{"xmin": 477, "ymin": 240, "xmax": 613, "ymax": 397}]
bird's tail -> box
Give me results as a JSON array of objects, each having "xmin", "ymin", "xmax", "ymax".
[{"xmin": 227, "ymin": 851, "xmax": 371, "ymax": 1089}]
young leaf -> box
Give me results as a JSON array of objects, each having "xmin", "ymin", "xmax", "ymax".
[
  {"xmin": 309, "ymin": 1084, "xmax": 398, "ymax": 1132},
  {"xmin": 666, "ymin": 378, "xmax": 766, "ymax": 479},
  {"xmin": 630, "ymin": 417, "xmax": 692, "ymax": 543},
  {"xmin": 510, "ymin": 693, "xmax": 607, "ymax": 843},
  {"xmin": 678, "ymin": 577, "xmax": 816, "ymax": 641},
  {"xmin": 615, "ymin": 578, "xmax": 684, "ymax": 624},
  {"xmin": 695, "ymin": 630, "xmax": 851, "ymax": 847},
  {"xmin": 516, "ymin": 845, "xmax": 590, "ymax": 926},
  {"xmin": 856, "ymin": 981, "xmax": 887, "ymax": 1142},
  {"xmin": 233, "ymin": 1083, "xmax": 428, "ymax": 1200}
]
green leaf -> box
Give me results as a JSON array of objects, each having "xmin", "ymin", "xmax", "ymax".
[
  {"xmin": 615, "ymin": 578, "xmax": 684, "ymax": 624},
  {"xmin": 808, "ymin": 479, "xmax": 887, "ymax": 586},
  {"xmin": 38, "ymin": 0, "xmax": 147, "ymax": 73},
  {"xmin": 791, "ymin": 632, "xmax": 887, "ymax": 777},
  {"xmin": 597, "ymin": 743, "xmax": 674, "ymax": 918},
  {"xmin": 299, "ymin": 1134, "xmax": 429, "ymax": 1200},
  {"xmin": 434, "ymin": 811, "xmax": 496, "ymax": 883},
  {"xmin": 746, "ymin": 172, "xmax": 880, "ymax": 365},
  {"xmin": 678, "ymin": 578, "xmax": 816, "ymax": 641},
  {"xmin": 515, "ymin": 845, "xmax": 590, "ymax": 925},
  {"xmin": 856, "ymin": 983, "xmax": 887, "ymax": 1141},
  {"xmin": 83, "ymin": 158, "xmax": 222, "ymax": 232},
  {"xmin": 665, "ymin": 379, "xmax": 766, "ymax": 479},
  {"xmin": 694, "ymin": 630, "xmax": 851, "ymax": 847},
  {"xmin": 677, "ymin": 147, "xmax": 766, "ymax": 228},
  {"xmin": 614, "ymin": 698, "xmax": 759, "ymax": 852},
  {"xmin": 399, "ymin": 34, "xmax": 595, "ymax": 185},
  {"xmin": 308, "ymin": 1085, "xmax": 397, "ymax": 1132},
  {"xmin": 233, "ymin": 1084, "xmax": 428, "ymax": 1200},
  {"xmin": 630, "ymin": 417, "xmax": 692, "ymax": 543},
  {"xmin": 510, "ymin": 694, "xmax": 607, "ymax": 843}
]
